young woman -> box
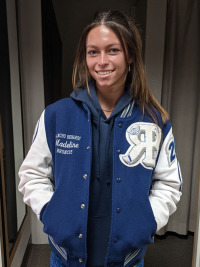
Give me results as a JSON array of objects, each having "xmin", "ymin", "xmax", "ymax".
[{"xmin": 18, "ymin": 10, "xmax": 182, "ymax": 267}]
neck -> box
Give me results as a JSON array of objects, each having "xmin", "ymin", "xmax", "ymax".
[{"xmin": 96, "ymin": 85, "xmax": 124, "ymax": 112}]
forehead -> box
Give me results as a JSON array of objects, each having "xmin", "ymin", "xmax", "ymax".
[{"xmin": 86, "ymin": 25, "xmax": 121, "ymax": 46}]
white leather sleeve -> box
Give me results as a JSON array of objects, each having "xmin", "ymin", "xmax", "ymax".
[
  {"xmin": 149, "ymin": 127, "xmax": 182, "ymax": 232},
  {"xmin": 18, "ymin": 110, "xmax": 54, "ymax": 220}
]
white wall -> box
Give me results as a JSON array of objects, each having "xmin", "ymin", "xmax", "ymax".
[{"xmin": 18, "ymin": 0, "xmax": 48, "ymax": 244}]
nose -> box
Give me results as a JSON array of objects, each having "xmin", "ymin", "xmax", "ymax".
[{"xmin": 98, "ymin": 52, "xmax": 109, "ymax": 66}]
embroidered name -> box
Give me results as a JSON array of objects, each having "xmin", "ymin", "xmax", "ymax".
[
  {"xmin": 55, "ymin": 133, "xmax": 81, "ymax": 155},
  {"xmin": 56, "ymin": 139, "xmax": 79, "ymax": 148},
  {"xmin": 119, "ymin": 122, "xmax": 161, "ymax": 169}
]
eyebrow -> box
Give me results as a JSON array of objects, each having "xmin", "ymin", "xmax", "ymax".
[{"xmin": 86, "ymin": 43, "xmax": 121, "ymax": 49}]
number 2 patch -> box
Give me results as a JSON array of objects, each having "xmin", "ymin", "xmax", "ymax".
[{"xmin": 166, "ymin": 137, "xmax": 176, "ymax": 166}]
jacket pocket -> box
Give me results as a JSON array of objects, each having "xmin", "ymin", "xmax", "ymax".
[
  {"xmin": 40, "ymin": 202, "xmax": 49, "ymax": 222},
  {"xmin": 49, "ymin": 235, "xmax": 68, "ymax": 261},
  {"xmin": 124, "ymin": 249, "xmax": 141, "ymax": 266},
  {"xmin": 147, "ymin": 198, "xmax": 157, "ymax": 235},
  {"xmin": 123, "ymin": 246, "xmax": 146, "ymax": 267}
]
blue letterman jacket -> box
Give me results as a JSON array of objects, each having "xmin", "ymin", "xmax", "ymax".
[{"xmin": 18, "ymin": 97, "xmax": 182, "ymax": 267}]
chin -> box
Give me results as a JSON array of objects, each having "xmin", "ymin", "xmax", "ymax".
[{"xmin": 96, "ymin": 82, "xmax": 112, "ymax": 89}]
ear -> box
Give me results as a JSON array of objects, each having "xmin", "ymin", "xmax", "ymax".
[{"xmin": 128, "ymin": 58, "xmax": 133, "ymax": 64}]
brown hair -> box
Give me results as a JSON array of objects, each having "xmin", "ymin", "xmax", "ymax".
[{"xmin": 72, "ymin": 10, "xmax": 169, "ymax": 123}]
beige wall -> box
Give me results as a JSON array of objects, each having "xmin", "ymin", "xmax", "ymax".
[
  {"xmin": 6, "ymin": 0, "xmax": 26, "ymax": 232},
  {"xmin": 18, "ymin": 0, "xmax": 48, "ymax": 245},
  {"xmin": 145, "ymin": 0, "xmax": 167, "ymax": 103},
  {"xmin": 2, "ymin": 0, "xmax": 31, "ymax": 266},
  {"xmin": 10, "ymin": 214, "xmax": 31, "ymax": 267},
  {"xmin": 195, "ymin": 211, "xmax": 200, "ymax": 266},
  {"xmin": 0, "ymin": 235, "xmax": 2, "ymax": 267},
  {"xmin": 193, "ymin": 171, "xmax": 200, "ymax": 267}
]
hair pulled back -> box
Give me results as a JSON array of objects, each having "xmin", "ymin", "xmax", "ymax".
[{"xmin": 72, "ymin": 10, "xmax": 168, "ymax": 123}]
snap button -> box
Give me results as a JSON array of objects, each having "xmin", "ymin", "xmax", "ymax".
[
  {"xmin": 79, "ymin": 258, "xmax": 84, "ymax": 263},
  {"xmin": 117, "ymin": 150, "xmax": 121, "ymax": 154},
  {"xmin": 116, "ymin": 208, "xmax": 121, "ymax": 213},
  {"xmin": 81, "ymin": 204, "xmax": 85, "ymax": 209},
  {"xmin": 83, "ymin": 174, "xmax": 87, "ymax": 179},
  {"xmin": 116, "ymin": 178, "xmax": 121, "ymax": 183},
  {"xmin": 87, "ymin": 146, "xmax": 90, "ymax": 150},
  {"xmin": 78, "ymin": 233, "xmax": 83, "ymax": 239},
  {"xmin": 118, "ymin": 123, "xmax": 122, "ymax": 128},
  {"xmin": 113, "ymin": 237, "xmax": 118, "ymax": 243}
]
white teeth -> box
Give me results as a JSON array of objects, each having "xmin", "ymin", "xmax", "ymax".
[{"xmin": 97, "ymin": 71, "xmax": 113, "ymax": 75}]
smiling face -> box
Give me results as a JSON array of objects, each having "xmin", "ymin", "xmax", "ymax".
[{"xmin": 86, "ymin": 25, "xmax": 128, "ymax": 95}]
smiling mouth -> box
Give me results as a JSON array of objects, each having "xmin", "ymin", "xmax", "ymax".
[{"xmin": 96, "ymin": 70, "xmax": 114, "ymax": 75}]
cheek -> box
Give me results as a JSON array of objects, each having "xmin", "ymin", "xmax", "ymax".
[
  {"xmin": 86, "ymin": 58, "xmax": 94, "ymax": 72},
  {"xmin": 113, "ymin": 55, "xmax": 126, "ymax": 69},
  {"xmin": 86, "ymin": 60, "xmax": 96, "ymax": 79},
  {"xmin": 120, "ymin": 59, "xmax": 128, "ymax": 73}
]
